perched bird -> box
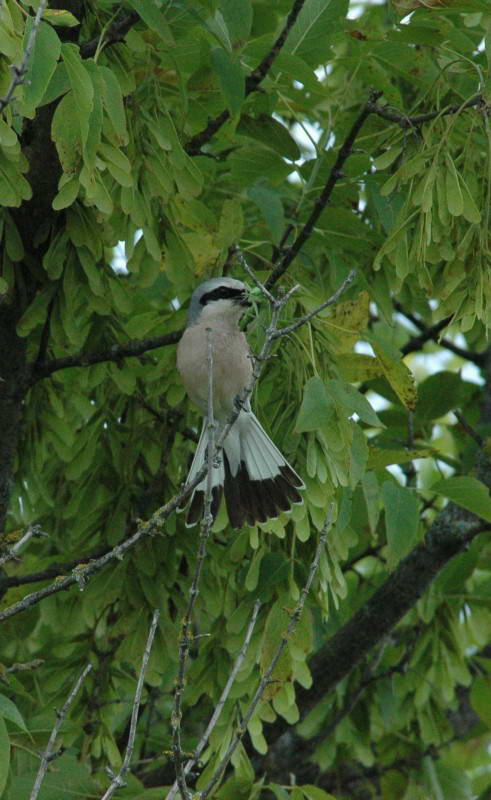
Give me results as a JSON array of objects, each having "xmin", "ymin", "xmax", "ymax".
[{"xmin": 176, "ymin": 276, "xmax": 304, "ymax": 529}]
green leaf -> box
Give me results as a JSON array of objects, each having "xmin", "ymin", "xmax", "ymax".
[
  {"xmin": 459, "ymin": 174, "xmax": 481, "ymax": 224},
  {"xmin": 52, "ymin": 175, "xmax": 79, "ymax": 210},
  {"xmin": 126, "ymin": 0, "xmax": 174, "ymax": 43},
  {"xmin": 284, "ymin": 0, "xmax": 349, "ymax": 66},
  {"xmin": 43, "ymin": 9, "xmax": 80, "ymax": 27},
  {"xmin": 20, "ymin": 20, "xmax": 61, "ymax": 116},
  {"xmin": 237, "ymin": 115, "xmax": 301, "ymax": 161},
  {"xmin": 211, "ymin": 48, "xmax": 245, "ymax": 115},
  {"xmin": 230, "ymin": 147, "xmax": 292, "ymax": 187},
  {"xmin": 373, "ymin": 146, "xmax": 403, "ymax": 170},
  {"xmin": 62, "ymin": 43, "xmax": 94, "ymax": 146},
  {"xmin": 0, "ymin": 118, "xmax": 17, "ymax": 148},
  {"xmin": 219, "ymin": 0, "xmax": 253, "ymax": 41},
  {"xmin": 445, "ymin": 154, "xmax": 464, "ymax": 217},
  {"xmin": 415, "ymin": 371, "xmax": 467, "ymax": 420},
  {"xmin": 99, "ymin": 66, "xmax": 128, "ymax": 146},
  {"xmin": 300, "ymin": 786, "xmax": 337, "ymax": 800},
  {"xmin": 367, "ymin": 447, "xmax": 432, "ymax": 470},
  {"xmin": 431, "ymin": 476, "xmax": 491, "ymax": 523},
  {"xmin": 326, "ymin": 379, "xmax": 383, "ymax": 427},
  {"xmin": 0, "ymin": 718, "xmax": 9, "ymax": 797},
  {"xmin": 248, "ymin": 184, "xmax": 285, "ymax": 243},
  {"xmin": 16, "ymin": 284, "xmax": 58, "ymax": 337},
  {"xmin": 382, "ymin": 481, "xmax": 419, "ymax": 569},
  {"xmin": 0, "ymin": 693, "xmax": 28, "ymax": 732},
  {"xmin": 470, "ymin": 675, "xmax": 491, "ymax": 728},
  {"xmin": 295, "ymin": 376, "xmax": 334, "ymax": 433},
  {"xmin": 217, "ymin": 197, "xmax": 243, "ymax": 249}
]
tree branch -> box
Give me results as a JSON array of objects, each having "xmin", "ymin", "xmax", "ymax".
[
  {"xmin": 264, "ymin": 509, "xmax": 491, "ymax": 771},
  {"xmin": 28, "ymin": 329, "xmax": 182, "ymax": 386},
  {"xmin": 101, "ymin": 610, "xmax": 160, "ymax": 800},
  {"xmin": 367, "ymin": 94, "xmax": 484, "ymax": 130},
  {"xmin": 30, "ymin": 662, "xmax": 93, "ymax": 800},
  {"xmin": 185, "ymin": 0, "xmax": 307, "ymax": 155},
  {"xmin": 0, "ymin": 524, "xmax": 43, "ymax": 567},
  {"xmin": 166, "ymin": 602, "xmax": 260, "ymax": 799},
  {"xmin": 265, "ymin": 92, "xmax": 382, "ymax": 289},
  {"xmin": 397, "ymin": 303, "xmax": 485, "ymax": 365},
  {"xmin": 0, "ymin": 0, "xmax": 48, "ymax": 115},
  {"xmin": 79, "ymin": 11, "xmax": 140, "ymax": 59}
]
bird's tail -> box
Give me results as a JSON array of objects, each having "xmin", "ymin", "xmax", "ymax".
[{"xmin": 178, "ymin": 411, "xmax": 304, "ymax": 529}]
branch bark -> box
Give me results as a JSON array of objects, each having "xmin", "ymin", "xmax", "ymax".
[
  {"xmin": 263, "ymin": 508, "xmax": 490, "ymax": 779},
  {"xmin": 28, "ymin": 330, "xmax": 182, "ymax": 386}
]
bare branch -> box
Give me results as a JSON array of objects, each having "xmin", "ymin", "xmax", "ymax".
[
  {"xmin": 171, "ymin": 329, "xmax": 217, "ymax": 800},
  {"xmin": 271, "ymin": 269, "xmax": 357, "ymax": 339},
  {"xmin": 0, "ymin": 524, "xmax": 44, "ymax": 567},
  {"xmin": 165, "ymin": 599, "xmax": 261, "ymax": 800},
  {"xmin": 29, "ymin": 330, "xmax": 182, "ymax": 386},
  {"xmin": 80, "ymin": 11, "xmax": 140, "ymax": 59},
  {"xmin": 30, "ymin": 663, "xmax": 93, "ymax": 800},
  {"xmin": 185, "ymin": 0, "xmax": 307, "ymax": 155},
  {"xmin": 396, "ymin": 303, "xmax": 485, "ymax": 365},
  {"xmin": 2, "ymin": 659, "xmax": 44, "ymax": 678},
  {"xmin": 199, "ymin": 506, "xmax": 334, "ymax": 799},
  {"xmin": 0, "ymin": 0, "xmax": 48, "ymax": 115},
  {"xmin": 101, "ymin": 610, "xmax": 160, "ymax": 800},
  {"xmin": 367, "ymin": 94, "xmax": 484, "ymax": 130}
]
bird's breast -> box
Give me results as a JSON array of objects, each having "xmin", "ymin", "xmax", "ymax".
[{"xmin": 177, "ymin": 324, "xmax": 253, "ymax": 419}]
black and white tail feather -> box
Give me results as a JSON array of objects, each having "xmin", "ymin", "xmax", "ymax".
[{"xmin": 178, "ymin": 409, "xmax": 304, "ymax": 529}]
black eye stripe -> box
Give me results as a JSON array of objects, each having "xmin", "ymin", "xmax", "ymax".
[{"xmin": 200, "ymin": 287, "xmax": 245, "ymax": 305}]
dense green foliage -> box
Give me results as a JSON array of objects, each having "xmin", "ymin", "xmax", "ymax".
[{"xmin": 1, "ymin": 0, "xmax": 491, "ymax": 798}]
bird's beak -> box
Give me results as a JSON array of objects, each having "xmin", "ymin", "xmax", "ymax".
[{"xmin": 238, "ymin": 291, "xmax": 252, "ymax": 308}]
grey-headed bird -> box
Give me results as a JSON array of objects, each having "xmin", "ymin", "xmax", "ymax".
[{"xmin": 177, "ymin": 277, "xmax": 304, "ymax": 529}]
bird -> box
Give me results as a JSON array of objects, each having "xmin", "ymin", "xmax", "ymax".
[{"xmin": 176, "ymin": 276, "xmax": 304, "ymax": 529}]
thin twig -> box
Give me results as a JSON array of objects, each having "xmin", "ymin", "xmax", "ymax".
[
  {"xmin": 2, "ymin": 659, "xmax": 44, "ymax": 678},
  {"xmin": 271, "ymin": 269, "xmax": 357, "ymax": 339},
  {"xmin": 185, "ymin": 0, "xmax": 307, "ymax": 155},
  {"xmin": 0, "ymin": 0, "xmax": 48, "ymax": 114},
  {"xmin": 396, "ymin": 303, "xmax": 485, "ymax": 365},
  {"xmin": 29, "ymin": 663, "xmax": 93, "ymax": 800},
  {"xmin": 101, "ymin": 609, "xmax": 160, "ymax": 800},
  {"xmin": 171, "ymin": 330, "xmax": 217, "ymax": 800},
  {"xmin": 199, "ymin": 506, "xmax": 335, "ymax": 799},
  {"xmin": 367, "ymin": 94, "xmax": 484, "ymax": 130},
  {"xmin": 0, "ymin": 524, "xmax": 43, "ymax": 567},
  {"xmin": 165, "ymin": 599, "xmax": 261, "ymax": 800},
  {"xmin": 234, "ymin": 248, "xmax": 276, "ymax": 305}
]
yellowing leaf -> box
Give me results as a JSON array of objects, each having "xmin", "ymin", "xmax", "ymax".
[
  {"xmin": 260, "ymin": 603, "xmax": 292, "ymax": 698},
  {"xmin": 336, "ymin": 353, "xmax": 384, "ymax": 382},
  {"xmin": 322, "ymin": 291, "xmax": 370, "ymax": 352},
  {"xmin": 369, "ymin": 334, "xmax": 417, "ymax": 410},
  {"xmin": 368, "ymin": 447, "xmax": 433, "ymax": 470}
]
